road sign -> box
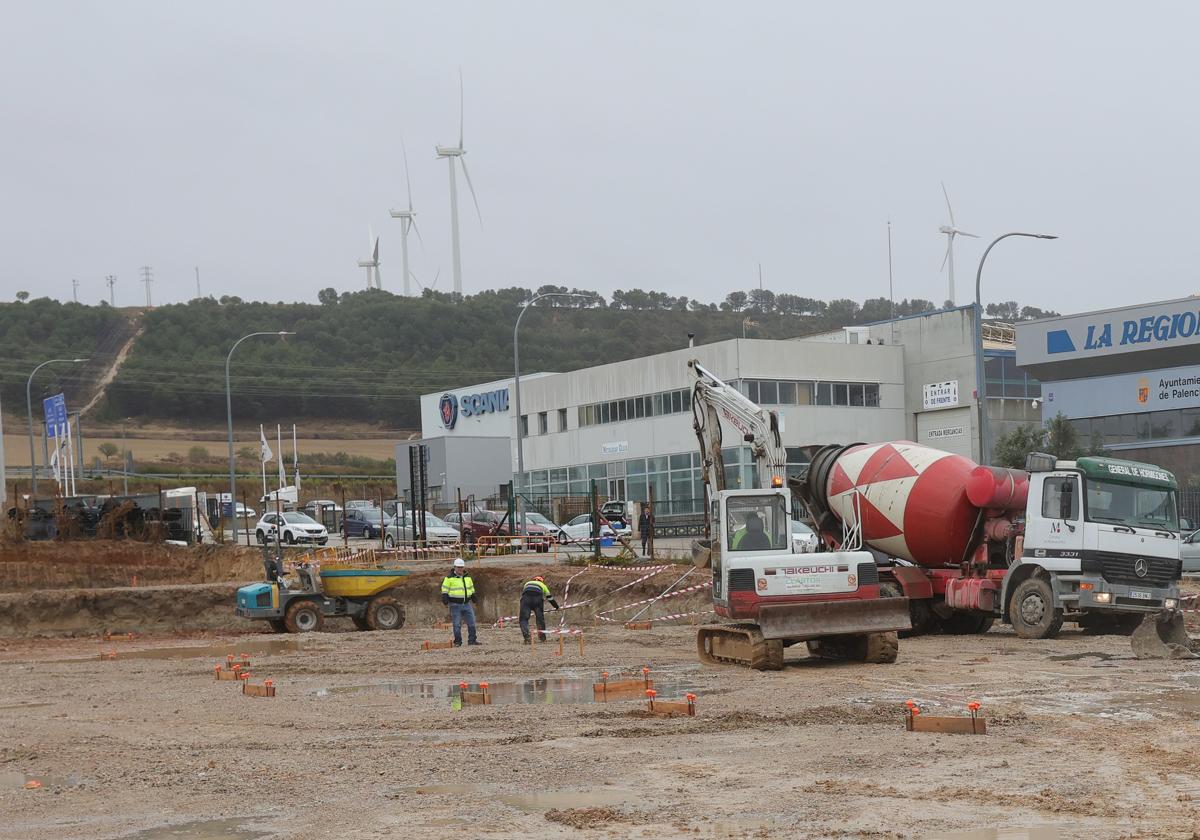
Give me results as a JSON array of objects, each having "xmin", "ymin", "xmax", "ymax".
[{"xmin": 43, "ymin": 394, "xmax": 67, "ymax": 438}]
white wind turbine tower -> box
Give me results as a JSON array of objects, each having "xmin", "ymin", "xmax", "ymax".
[
  {"xmin": 938, "ymin": 182, "xmax": 979, "ymax": 305},
  {"xmin": 389, "ymin": 141, "xmax": 424, "ymax": 297},
  {"xmin": 435, "ymin": 72, "xmax": 482, "ymax": 296},
  {"xmin": 357, "ymin": 229, "xmax": 381, "ymax": 289}
]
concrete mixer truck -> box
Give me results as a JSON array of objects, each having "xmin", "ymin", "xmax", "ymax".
[{"xmin": 793, "ymin": 442, "xmax": 1187, "ymax": 653}]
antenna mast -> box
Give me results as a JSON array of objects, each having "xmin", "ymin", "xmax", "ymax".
[{"xmin": 140, "ymin": 265, "xmax": 153, "ymax": 307}]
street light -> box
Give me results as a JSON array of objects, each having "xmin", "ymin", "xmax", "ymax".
[
  {"xmin": 973, "ymin": 232, "xmax": 1058, "ymax": 465},
  {"xmin": 26, "ymin": 358, "xmax": 85, "ymax": 494},
  {"xmin": 226, "ymin": 331, "xmax": 294, "ymax": 542},
  {"xmin": 513, "ymin": 291, "xmax": 587, "ymax": 534}
]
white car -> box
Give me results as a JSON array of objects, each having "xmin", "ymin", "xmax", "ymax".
[
  {"xmin": 256, "ymin": 512, "xmax": 329, "ymax": 546},
  {"xmin": 384, "ymin": 512, "xmax": 460, "ymax": 547},
  {"xmin": 1182, "ymin": 529, "xmax": 1200, "ymax": 574},
  {"xmin": 525, "ymin": 512, "xmax": 568, "ymax": 543},
  {"xmin": 561, "ymin": 514, "xmax": 627, "ymax": 542},
  {"xmin": 791, "ymin": 520, "xmax": 819, "ymax": 553}
]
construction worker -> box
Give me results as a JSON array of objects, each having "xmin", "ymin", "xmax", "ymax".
[
  {"xmin": 731, "ymin": 512, "xmax": 772, "ymax": 551},
  {"xmin": 441, "ymin": 558, "xmax": 481, "ymax": 646},
  {"xmin": 519, "ymin": 575, "xmax": 560, "ymax": 644}
]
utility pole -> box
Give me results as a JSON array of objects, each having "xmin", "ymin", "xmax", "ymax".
[
  {"xmin": 140, "ymin": 266, "xmax": 153, "ymax": 307},
  {"xmin": 71, "ymin": 279, "xmax": 79, "ymax": 303},
  {"xmin": 195, "ymin": 266, "xmax": 201, "ymax": 299},
  {"xmin": 106, "ymin": 275, "xmax": 116, "ymax": 306}
]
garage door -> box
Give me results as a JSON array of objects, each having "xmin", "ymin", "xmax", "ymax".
[{"xmin": 916, "ymin": 408, "xmax": 974, "ymax": 459}]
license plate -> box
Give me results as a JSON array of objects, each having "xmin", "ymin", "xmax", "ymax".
[{"xmin": 1130, "ymin": 590, "xmax": 1152, "ymax": 600}]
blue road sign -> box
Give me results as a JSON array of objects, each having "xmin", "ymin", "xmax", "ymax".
[{"xmin": 43, "ymin": 393, "xmax": 67, "ymax": 438}]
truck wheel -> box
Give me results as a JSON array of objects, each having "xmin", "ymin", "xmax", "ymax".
[
  {"xmin": 879, "ymin": 582, "xmax": 933, "ymax": 638},
  {"xmin": 285, "ymin": 531, "xmax": 296, "ymax": 545},
  {"xmin": 256, "ymin": 530, "xmax": 266, "ymax": 545},
  {"xmin": 351, "ymin": 615, "xmax": 371, "ymax": 631},
  {"xmin": 1010, "ymin": 578, "xmax": 1063, "ymax": 639},
  {"xmin": 366, "ymin": 594, "xmax": 405, "ymax": 631},
  {"xmin": 939, "ymin": 611, "xmax": 995, "ymax": 635},
  {"xmin": 284, "ymin": 600, "xmax": 324, "ymax": 633},
  {"xmin": 267, "ymin": 619, "xmax": 288, "ymax": 633},
  {"xmin": 385, "ymin": 535, "xmax": 395, "ymax": 549}
]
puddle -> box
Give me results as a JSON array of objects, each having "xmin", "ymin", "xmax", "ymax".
[
  {"xmin": 0, "ymin": 771, "xmax": 82, "ymax": 790},
  {"xmin": 1047, "ymin": 652, "xmax": 1124, "ymax": 662},
  {"xmin": 59, "ymin": 639, "xmax": 303, "ymax": 663},
  {"xmin": 118, "ymin": 818, "xmax": 268, "ymax": 839},
  {"xmin": 317, "ymin": 670, "xmax": 697, "ymax": 707},
  {"xmin": 499, "ymin": 787, "xmax": 636, "ymax": 811},
  {"xmin": 406, "ymin": 784, "xmax": 483, "ymax": 795},
  {"xmin": 924, "ymin": 828, "xmax": 1061, "ymax": 840}
]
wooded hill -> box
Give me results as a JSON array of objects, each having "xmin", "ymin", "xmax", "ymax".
[{"xmin": 0, "ymin": 288, "xmax": 1058, "ymax": 429}]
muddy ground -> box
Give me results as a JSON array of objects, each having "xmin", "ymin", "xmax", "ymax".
[{"xmin": 4, "ymin": 571, "xmax": 1200, "ymax": 839}]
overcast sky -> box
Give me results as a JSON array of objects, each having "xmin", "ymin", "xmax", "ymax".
[{"xmin": 3, "ymin": 2, "xmax": 1199, "ymax": 314}]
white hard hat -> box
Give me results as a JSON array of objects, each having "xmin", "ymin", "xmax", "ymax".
[{"xmin": 453, "ymin": 558, "xmax": 466, "ymax": 568}]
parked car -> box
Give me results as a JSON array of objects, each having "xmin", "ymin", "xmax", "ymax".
[
  {"xmin": 384, "ymin": 511, "xmax": 460, "ymax": 547},
  {"xmin": 525, "ymin": 512, "xmax": 568, "ymax": 543},
  {"xmin": 1182, "ymin": 528, "xmax": 1200, "ymax": 573},
  {"xmin": 342, "ymin": 507, "xmax": 387, "ymax": 539},
  {"xmin": 560, "ymin": 513, "xmax": 624, "ymax": 542},
  {"xmin": 345, "ymin": 499, "xmax": 377, "ymax": 512},
  {"xmin": 450, "ymin": 509, "xmax": 553, "ymax": 551},
  {"xmin": 255, "ymin": 512, "xmax": 328, "ymax": 545},
  {"xmin": 791, "ymin": 520, "xmax": 819, "ymax": 553},
  {"xmin": 302, "ymin": 499, "xmax": 342, "ymax": 524},
  {"xmin": 600, "ymin": 500, "xmax": 631, "ymax": 529}
]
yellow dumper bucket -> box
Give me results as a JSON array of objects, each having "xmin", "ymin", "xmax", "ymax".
[{"xmin": 319, "ymin": 567, "xmax": 410, "ymax": 598}]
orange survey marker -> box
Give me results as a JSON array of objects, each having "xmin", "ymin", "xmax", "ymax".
[
  {"xmin": 242, "ymin": 678, "xmax": 276, "ymax": 698},
  {"xmin": 904, "ymin": 700, "xmax": 986, "ymax": 735},
  {"xmin": 645, "ymin": 689, "xmax": 697, "ymax": 717},
  {"xmin": 214, "ymin": 664, "xmax": 244, "ymax": 681},
  {"xmin": 421, "ymin": 640, "xmax": 456, "ymax": 651},
  {"xmin": 592, "ymin": 669, "xmax": 655, "ymax": 701},
  {"xmin": 98, "ymin": 650, "xmax": 118, "ymax": 661},
  {"xmin": 624, "ymin": 621, "xmax": 652, "ymax": 630},
  {"xmin": 460, "ymin": 681, "xmax": 492, "ymax": 705},
  {"xmin": 103, "ymin": 632, "xmax": 135, "ymax": 642}
]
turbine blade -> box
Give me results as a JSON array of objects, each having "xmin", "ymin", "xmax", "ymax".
[
  {"xmin": 941, "ymin": 181, "xmax": 955, "ymax": 227},
  {"xmin": 458, "ymin": 68, "xmax": 464, "ymax": 149},
  {"xmin": 402, "ymin": 138, "xmax": 413, "ymax": 210},
  {"xmin": 431, "ymin": 268, "xmax": 441, "ymax": 290},
  {"xmin": 940, "ymin": 237, "xmax": 951, "ymax": 271},
  {"xmin": 373, "ymin": 236, "xmax": 379, "ymax": 262},
  {"xmin": 957, "ymin": 230, "xmax": 980, "ymax": 239},
  {"xmin": 458, "ymin": 157, "xmax": 482, "ymax": 226},
  {"xmin": 410, "ymin": 216, "xmax": 426, "ymax": 250}
]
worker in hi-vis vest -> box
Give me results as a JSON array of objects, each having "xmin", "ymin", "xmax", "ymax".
[
  {"xmin": 519, "ymin": 575, "xmax": 560, "ymax": 644},
  {"xmin": 441, "ymin": 558, "xmax": 480, "ymax": 646}
]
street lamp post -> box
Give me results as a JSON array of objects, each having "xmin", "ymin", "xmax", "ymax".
[
  {"xmin": 227, "ymin": 331, "xmax": 294, "ymax": 542},
  {"xmin": 973, "ymin": 232, "xmax": 1058, "ymax": 466},
  {"xmin": 513, "ymin": 292, "xmax": 586, "ymax": 535},
  {"xmin": 26, "ymin": 358, "xmax": 85, "ymax": 494}
]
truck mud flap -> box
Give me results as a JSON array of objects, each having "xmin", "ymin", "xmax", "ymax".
[
  {"xmin": 1131, "ymin": 610, "xmax": 1197, "ymax": 660},
  {"xmin": 757, "ymin": 597, "xmax": 911, "ymax": 641}
]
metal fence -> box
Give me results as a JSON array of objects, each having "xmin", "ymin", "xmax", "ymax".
[
  {"xmin": 1181, "ymin": 489, "xmax": 1200, "ymax": 527},
  {"xmin": 13, "ymin": 492, "xmax": 200, "ymax": 544}
]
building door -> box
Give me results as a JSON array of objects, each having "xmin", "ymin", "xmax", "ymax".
[
  {"xmin": 608, "ymin": 478, "xmax": 626, "ymax": 501},
  {"xmin": 916, "ymin": 407, "xmax": 974, "ymax": 460}
]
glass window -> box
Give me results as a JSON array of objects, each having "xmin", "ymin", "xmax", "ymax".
[
  {"xmin": 777, "ymin": 381, "xmax": 797, "ymax": 405},
  {"xmin": 1028, "ymin": 380, "xmax": 1042, "ymax": 399},
  {"xmin": 670, "ymin": 471, "xmax": 694, "ymax": 502},
  {"xmin": 538, "ymin": 412, "xmax": 548, "ymax": 435},
  {"xmin": 653, "ymin": 393, "xmax": 663, "ymax": 415},
  {"xmin": 626, "ymin": 475, "xmax": 648, "ymax": 503},
  {"xmin": 1097, "ymin": 415, "xmax": 1121, "ymax": 446},
  {"xmin": 1004, "ymin": 381, "xmax": 1026, "ymax": 398},
  {"xmin": 1151, "ymin": 409, "xmax": 1180, "ymax": 440},
  {"xmin": 649, "ymin": 472, "xmax": 670, "ymax": 506},
  {"xmin": 600, "ymin": 402, "xmax": 610, "ymax": 424},
  {"xmin": 647, "ymin": 455, "xmax": 669, "ymax": 473},
  {"xmin": 984, "ymin": 356, "xmax": 1004, "ymax": 380},
  {"xmin": 786, "ymin": 447, "xmax": 809, "ymax": 465},
  {"xmin": 634, "ymin": 397, "xmax": 644, "ymax": 419},
  {"xmin": 672, "ymin": 390, "xmax": 683, "ymax": 413},
  {"xmin": 759, "ymin": 381, "xmax": 778, "ymax": 404},
  {"xmin": 682, "ymin": 389, "xmax": 691, "ymax": 411},
  {"xmin": 1184, "ymin": 408, "xmax": 1200, "ymax": 438},
  {"xmin": 669, "ymin": 453, "xmax": 691, "ymax": 470},
  {"xmin": 1120, "ymin": 413, "xmax": 1137, "ymax": 443},
  {"xmin": 833, "ymin": 383, "xmax": 849, "ymax": 406},
  {"xmin": 588, "ymin": 463, "xmax": 607, "ymax": 481},
  {"xmin": 848, "ymin": 383, "xmax": 865, "ymax": 407},
  {"xmin": 1071, "ymin": 418, "xmax": 1092, "ymax": 440},
  {"xmin": 725, "ymin": 494, "xmax": 788, "ymax": 551},
  {"xmin": 549, "ymin": 468, "xmax": 568, "ymax": 483},
  {"xmin": 816, "ymin": 382, "xmax": 832, "ymax": 406},
  {"xmin": 746, "ymin": 381, "xmax": 759, "ymax": 403},
  {"xmin": 1087, "ymin": 479, "xmax": 1178, "ymax": 531},
  {"xmin": 795, "ymin": 381, "xmax": 813, "ymax": 405},
  {"xmin": 986, "ymin": 381, "xmax": 1005, "ymax": 397},
  {"xmin": 568, "ymin": 466, "xmax": 587, "ymax": 482},
  {"xmin": 864, "ymin": 383, "xmax": 880, "ymax": 407},
  {"xmin": 618, "ymin": 400, "xmax": 627, "ymax": 421},
  {"xmin": 578, "ymin": 406, "xmax": 587, "ymax": 427},
  {"xmin": 520, "ymin": 415, "xmax": 529, "ymax": 437},
  {"xmin": 1042, "ymin": 476, "xmax": 1079, "ymax": 520},
  {"xmin": 558, "ymin": 408, "xmax": 568, "ymax": 432},
  {"xmin": 1136, "ymin": 414, "xmax": 1152, "ymax": 441}
]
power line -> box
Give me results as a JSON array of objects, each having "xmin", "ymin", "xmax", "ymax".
[{"xmin": 140, "ymin": 266, "xmax": 153, "ymax": 307}]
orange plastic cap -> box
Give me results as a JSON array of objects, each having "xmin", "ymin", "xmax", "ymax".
[
  {"xmin": 911, "ymin": 707, "xmax": 921, "ymax": 716},
  {"xmin": 968, "ymin": 701, "xmax": 981, "ymax": 712},
  {"xmin": 645, "ymin": 689, "xmax": 657, "ymax": 698},
  {"xmin": 685, "ymin": 693, "xmax": 697, "ymax": 702},
  {"xmin": 480, "ymin": 682, "xmax": 489, "ymax": 689},
  {"xmin": 601, "ymin": 671, "xmax": 609, "ymax": 680}
]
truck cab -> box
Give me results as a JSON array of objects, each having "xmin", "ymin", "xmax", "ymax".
[{"xmin": 1003, "ymin": 454, "xmax": 1181, "ymax": 635}]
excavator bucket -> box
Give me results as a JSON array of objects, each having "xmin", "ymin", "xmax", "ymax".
[
  {"xmin": 757, "ymin": 597, "xmax": 912, "ymax": 641},
  {"xmin": 1131, "ymin": 610, "xmax": 1196, "ymax": 659},
  {"xmin": 691, "ymin": 539, "xmax": 712, "ymax": 569}
]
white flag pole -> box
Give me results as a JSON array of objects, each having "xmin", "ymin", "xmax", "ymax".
[
  {"xmin": 277, "ymin": 424, "xmax": 285, "ymax": 489},
  {"xmin": 260, "ymin": 424, "xmax": 268, "ymax": 499},
  {"xmin": 292, "ymin": 424, "xmax": 299, "ymax": 490}
]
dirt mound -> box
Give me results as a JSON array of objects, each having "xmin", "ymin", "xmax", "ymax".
[{"xmin": 0, "ymin": 542, "xmax": 263, "ymax": 592}]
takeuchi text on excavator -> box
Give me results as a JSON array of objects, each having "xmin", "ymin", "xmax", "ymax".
[{"xmin": 687, "ymin": 360, "xmax": 911, "ymax": 670}]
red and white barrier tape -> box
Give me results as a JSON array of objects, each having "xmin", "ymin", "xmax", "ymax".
[
  {"xmin": 595, "ymin": 580, "xmax": 713, "ymax": 620},
  {"xmin": 492, "ymin": 565, "xmax": 670, "ymax": 626},
  {"xmin": 642, "ymin": 609, "xmax": 717, "ymax": 623},
  {"xmin": 592, "ymin": 563, "xmax": 673, "ymax": 573}
]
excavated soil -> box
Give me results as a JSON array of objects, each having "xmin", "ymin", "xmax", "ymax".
[
  {"xmin": 5, "ymin": 564, "xmax": 1200, "ymax": 838},
  {"xmin": 0, "ymin": 542, "xmax": 263, "ymax": 592}
]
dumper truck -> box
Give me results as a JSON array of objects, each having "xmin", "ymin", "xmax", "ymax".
[
  {"xmin": 236, "ymin": 555, "xmax": 408, "ymax": 633},
  {"xmin": 794, "ymin": 442, "xmax": 1187, "ymax": 651}
]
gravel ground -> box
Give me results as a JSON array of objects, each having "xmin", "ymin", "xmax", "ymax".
[{"xmin": 3, "ymin": 620, "xmax": 1200, "ymax": 839}]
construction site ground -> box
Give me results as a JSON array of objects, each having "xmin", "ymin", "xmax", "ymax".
[{"xmin": 3, "ymin": 559, "xmax": 1200, "ymax": 838}]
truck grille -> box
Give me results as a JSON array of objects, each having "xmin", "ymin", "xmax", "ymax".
[
  {"xmin": 256, "ymin": 591, "xmax": 271, "ymax": 607},
  {"xmin": 728, "ymin": 568, "xmax": 755, "ymax": 592},
  {"xmin": 1095, "ymin": 552, "xmax": 1178, "ymax": 587},
  {"xmin": 856, "ymin": 562, "xmax": 879, "ymax": 586}
]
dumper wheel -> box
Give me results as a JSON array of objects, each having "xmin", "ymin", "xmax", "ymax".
[
  {"xmin": 267, "ymin": 619, "xmax": 288, "ymax": 634},
  {"xmin": 283, "ymin": 600, "xmax": 324, "ymax": 633},
  {"xmin": 366, "ymin": 594, "xmax": 406, "ymax": 631},
  {"xmin": 351, "ymin": 616, "xmax": 371, "ymax": 631},
  {"xmin": 1010, "ymin": 577, "xmax": 1063, "ymax": 640}
]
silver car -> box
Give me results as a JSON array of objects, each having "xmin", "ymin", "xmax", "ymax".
[
  {"xmin": 791, "ymin": 520, "xmax": 819, "ymax": 553},
  {"xmin": 384, "ymin": 512, "xmax": 460, "ymax": 547},
  {"xmin": 1182, "ymin": 529, "xmax": 1200, "ymax": 574}
]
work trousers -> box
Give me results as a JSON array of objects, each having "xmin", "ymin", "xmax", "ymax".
[
  {"xmin": 641, "ymin": 533, "xmax": 650, "ymax": 555},
  {"xmin": 519, "ymin": 593, "xmax": 547, "ymax": 642},
  {"xmin": 449, "ymin": 602, "xmax": 477, "ymax": 644}
]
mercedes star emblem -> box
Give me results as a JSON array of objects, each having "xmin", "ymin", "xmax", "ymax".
[{"xmin": 1133, "ymin": 558, "xmax": 1149, "ymax": 578}]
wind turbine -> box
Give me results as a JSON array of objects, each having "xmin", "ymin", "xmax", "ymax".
[
  {"xmin": 938, "ymin": 182, "xmax": 979, "ymax": 305},
  {"xmin": 435, "ymin": 71, "xmax": 482, "ymax": 296},
  {"xmin": 357, "ymin": 229, "xmax": 381, "ymax": 289},
  {"xmin": 389, "ymin": 140, "xmax": 425, "ymax": 297}
]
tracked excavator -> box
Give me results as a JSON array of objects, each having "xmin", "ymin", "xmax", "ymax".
[{"xmin": 688, "ymin": 360, "xmax": 910, "ymax": 670}]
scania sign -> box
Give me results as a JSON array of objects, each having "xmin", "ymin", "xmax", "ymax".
[{"xmin": 439, "ymin": 388, "xmax": 509, "ymax": 430}]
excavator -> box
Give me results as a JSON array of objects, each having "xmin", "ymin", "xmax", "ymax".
[{"xmin": 688, "ymin": 360, "xmax": 911, "ymax": 669}]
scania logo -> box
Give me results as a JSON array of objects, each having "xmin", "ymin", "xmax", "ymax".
[
  {"xmin": 439, "ymin": 393, "xmax": 459, "ymax": 429},
  {"xmin": 1133, "ymin": 558, "xmax": 1149, "ymax": 578}
]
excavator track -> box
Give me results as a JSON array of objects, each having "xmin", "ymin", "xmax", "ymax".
[{"xmin": 696, "ymin": 623, "xmax": 784, "ymax": 671}]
